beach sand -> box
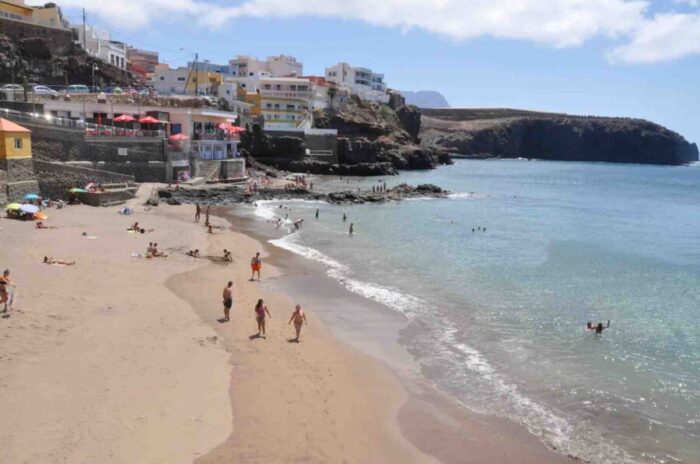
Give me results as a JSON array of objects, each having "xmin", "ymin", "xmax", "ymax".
[{"xmin": 0, "ymin": 186, "xmax": 571, "ymax": 463}]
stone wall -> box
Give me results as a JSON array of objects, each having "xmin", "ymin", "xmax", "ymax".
[
  {"xmin": 0, "ymin": 169, "xmax": 8, "ymax": 205},
  {"xmin": 34, "ymin": 159, "xmax": 135, "ymax": 199},
  {"xmin": 220, "ymin": 159, "xmax": 246, "ymax": 180},
  {"xmin": 0, "ymin": 157, "xmax": 40, "ymax": 202}
]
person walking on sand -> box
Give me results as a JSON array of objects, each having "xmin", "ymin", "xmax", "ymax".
[
  {"xmin": 343, "ymin": 213, "xmax": 347, "ymax": 222},
  {"xmin": 205, "ymin": 205, "xmax": 210, "ymax": 226},
  {"xmin": 195, "ymin": 204, "xmax": 201, "ymax": 223},
  {"xmin": 222, "ymin": 281, "xmax": 233, "ymax": 322},
  {"xmin": 0, "ymin": 269, "xmax": 14, "ymax": 312},
  {"xmin": 349, "ymin": 223, "xmax": 354, "ymax": 235},
  {"xmin": 315, "ymin": 209, "xmax": 319, "ymax": 219},
  {"xmin": 288, "ymin": 304, "xmax": 307, "ymax": 342},
  {"xmin": 255, "ymin": 298, "xmax": 272, "ymax": 337},
  {"xmin": 250, "ymin": 252, "xmax": 262, "ymax": 281}
]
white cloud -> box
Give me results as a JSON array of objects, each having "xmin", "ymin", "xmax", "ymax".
[
  {"xmin": 200, "ymin": 0, "xmax": 648, "ymax": 48},
  {"xmin": 608, "ymin": 12, "xmax": 700, "ymax": 63},
  {"xmin": 58, "ymin": 0, "xmax": 700, "ymax": 64}
]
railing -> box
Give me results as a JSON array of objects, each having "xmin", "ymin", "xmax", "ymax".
[{"xmin": 0, "ymin": 107, "xmax": 165, "ymax": 137}]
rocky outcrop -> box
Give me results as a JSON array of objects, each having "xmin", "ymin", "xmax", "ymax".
[
  {"xmin": 313, "ymin": 96, "xmax": 451, "ymax": 175},
  {"xmin": 160, "ymin": 183, "xmax": 448, "ymax": 206},
  {"xmin": 0, "ymin": 26, "xmax": 140, "ymax": 87},
  {"xmin": 421, "ymin": 108, "xmax": 699, "ymax": 165}
]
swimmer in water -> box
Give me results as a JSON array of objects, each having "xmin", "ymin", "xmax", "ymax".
[{"xmin": 586, "ymin": 321, "xmax": 611, "ymax": 334}]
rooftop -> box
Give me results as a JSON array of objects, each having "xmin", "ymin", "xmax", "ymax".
[{"xmin": 0, "ymin": 118, "xmax": 31, "ymax": 133}]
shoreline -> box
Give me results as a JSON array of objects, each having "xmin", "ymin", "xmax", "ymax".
[{"xmin": 223, "ymin": 203, "xmax": 574, "ymax": 463}]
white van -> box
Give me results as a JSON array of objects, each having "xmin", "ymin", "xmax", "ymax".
[{"xmin": 67, "ymin": 85, "xmax": 90, "ymax": 94}]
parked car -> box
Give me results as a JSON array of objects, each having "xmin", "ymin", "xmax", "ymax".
[
  {"xmin": 66, "ymin": 84, "xmax": 90, "ymax": 94},
  {"xmin": 32, "ymin": 85, "xmax": 58, "ymax": 96},
  {"xmin": 0, "ymin": 84, "xmax": 24, "ymax": 95}
]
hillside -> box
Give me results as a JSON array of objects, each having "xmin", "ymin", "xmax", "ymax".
[
  {"xmin": 0, "ymin": 19, "xmax": 140, "ymax": 88},
  {"xmin": 400, "ymin": 90, "xmax": 450, "ymax": 108},
  {"xmin": 421, "ymin": 108, "xmax": 699, "ymax": 165}
]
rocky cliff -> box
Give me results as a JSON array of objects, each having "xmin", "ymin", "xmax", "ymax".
[
  {"xmin": 400, "ymin": 90, "xmax": 450, "ymax": 108},
  {"xmin": 420, "ymin": 108, "xmax": 698, "ymax": 165},
  {"xmin": 0, "ymin": 19, "xmax": 140, "ymax": 88},
  {"xmin": 313, "ymin": 96, "xmax": 451, "ymax": 174}
]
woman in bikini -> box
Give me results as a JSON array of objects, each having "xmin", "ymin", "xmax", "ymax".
[
  {"xmin": 254, "ymin": 298, "xmax": 272, "ymax": 338},
  {"xmin": 0, "ymin": 269, "xmax": 13, "ymax": 312},
  {"xmin": 43, "ymin": 257, "xmax": 76, "ymax": 266},
  {"xmin": 288, "ymin": 304, "xmax": 307, "ymax": 342}
]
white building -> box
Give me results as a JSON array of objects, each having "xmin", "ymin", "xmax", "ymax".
[
  {"xmin": 73, "ymin": 25, "xmax": 127, "ymax": 70},
  {"xmin": 152, "ymin": 67, "xmax": 189, "ymax": 95},
  {"xmin": 324, "ymin": 62, "xmax": 389, "ymax": 103},
  {"xmin": 228, "ymin": 54, "xmax": 303, "ymax": 77}
]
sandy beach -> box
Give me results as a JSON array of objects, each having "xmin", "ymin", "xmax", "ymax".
[{"xmin": 0, "ymin": 185, "xmax": 571, "ymax": 463}]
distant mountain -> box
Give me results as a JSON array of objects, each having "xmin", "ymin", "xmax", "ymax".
[{"xmin": 401, "ymin": 90, "xmax": 450, "ymax": 109}]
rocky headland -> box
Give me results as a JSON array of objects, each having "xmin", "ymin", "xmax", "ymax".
[
  {"xmin": 420, "ymin": 108, "xmax": 699, "ymax": 165},
  {"xmin": 240, "ymin": 96, "xmax": 452, "ymax": 176}
]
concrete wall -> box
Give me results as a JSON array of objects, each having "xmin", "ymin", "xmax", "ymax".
[
  {"xmin": 264, "ymin": 129, "xmax": 338, "ymax": 162},
  {"xmin": 220, "ymin": 159, "xmax": 245, "ymax": 180},
  {"xmin": 34, "ymin": 159, "xmax": 135, "ymax": 199},
  {"xmin": 0, "ymin": 169, "xmax": 8, "ymax": 204}
]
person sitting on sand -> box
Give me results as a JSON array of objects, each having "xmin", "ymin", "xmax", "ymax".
[
  {"xmin": 35, "ymin": 221, "xmax": 56, "ymax": 229},
  {"xmin": 186, "ymin": 249, "xmax": 200, "ymax": 258},
  {"xmin": 43, "ymin": 256, "xmax": 76, "ymax": 266},
  {"xmin": 288, "ymin": 304, "xmax": 307, "ymax": 342},
  {"xmin": 0, "ymin": 269, "xmax": 14, "ymax": 312},
  {"xmin": 586, "ymin": 321, "xmax": 611, "ymax": 334},
  {"xmin": 250, "ymin": 252, "xmax": 262, "ymax": 281},
  {"xmin": 151, "ymin": 243, "xmax": 167, "ymax": 258},
  {"xmin": 129, "ymin": 222, "xmax": 140, "ymax": 231},
  {"xmin": 254, "ymin": 298, "xmax": 272, "ymax": 337},
  {"xmin": 223, "ymin": 249, "xmax": 232, "ymax": 262}
]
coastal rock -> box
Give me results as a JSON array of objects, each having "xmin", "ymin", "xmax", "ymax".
[
  {"xmin": 314, "ymin": 98, "xmax": 451, "ymax": 174},
  {"xmin": 421, "ymin": 108, "xmax": 699, "ymax": 165},
  {"xmin": 160, "ymin": 182, "xmax": 448, "ymax": 206}
]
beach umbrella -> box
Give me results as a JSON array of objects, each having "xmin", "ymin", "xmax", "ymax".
[
  {"xmin": 19, "ymin": 204, "xmax": 39, "ymax": 214},
  {"xmin": 114, "ymin": 114, "xmax": 135, "ymax": 123},
  {"xmin": 228, "ymin": 126, "xmax": 246, "ymax": 134},
  {"xmin": 138, "ymin": 115, "xmax": 161, "ymax": 124},
  {"xmin": 24, "ymin": 193, "xmax": 40, "ymax": 200},
  {"xmin": 168, "ymin": 133, "xmax": 189, "ymax": 142},
  {"xmin": 69, "ymin": 187, "xmax": 87, "ymax": 193},
  {"xmin": 5, "ymin": 203, "xmax": 21, "ymax": 210}
]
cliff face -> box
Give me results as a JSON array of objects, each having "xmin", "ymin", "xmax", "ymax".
[
  {"xmin": 313, "ymin": 96, "xmax": 451, "ymax": 174},
  {"xmin": 0, "ymin": 20, "xmax": 140, "ymax": 87},
  {"xmin": 421, "ymin": 109, "xmax": 699, "ymax": 165}
]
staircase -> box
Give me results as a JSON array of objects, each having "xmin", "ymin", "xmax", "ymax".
[{"xmin": 196, "ymin": 160, "xmax": 222, "ymax": 181}]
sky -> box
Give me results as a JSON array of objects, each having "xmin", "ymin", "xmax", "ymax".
[{"xmin": 57, "ymin": 0, "xmax": 699, "ymax": 143}]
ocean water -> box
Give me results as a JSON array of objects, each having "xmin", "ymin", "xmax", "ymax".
[{"xmin": 254, "ymin": 160, "xmax": 700, "ymax": 464}]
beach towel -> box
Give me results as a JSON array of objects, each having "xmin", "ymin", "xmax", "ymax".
[{"xmin": 84, "ymin": 236, "xmax": 98, "ymax": 240}]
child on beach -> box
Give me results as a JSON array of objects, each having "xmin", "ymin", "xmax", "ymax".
[
  {"xmin": 288, "ymin": 304, "xmax": 307, "ymax": 342},
  {"xmin": 254, "ymin": 299, "xmax": 272, "ymax": 337},
  {"xmin": 0, "ymin": 269, "xmax": 14, "ymax": 312}
]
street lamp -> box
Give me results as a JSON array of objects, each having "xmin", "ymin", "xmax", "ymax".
[{"xmin": 91, "ymin": 64, "xmax": 99, "ymax": 93}]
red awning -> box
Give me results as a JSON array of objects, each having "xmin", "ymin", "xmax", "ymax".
[{"xmin": 218, "ymin": 122, "xmax": 245, "ymax": 133}]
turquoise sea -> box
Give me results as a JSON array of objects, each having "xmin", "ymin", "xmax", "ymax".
[{"xmin": 254, "ymin": 159, "xmax": 700, "ymax": 464}]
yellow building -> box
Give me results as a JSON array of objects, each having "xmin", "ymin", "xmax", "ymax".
[
  {"xmin": 0, "ymin": 118, "xmax": 38, "ymax": 202},
  {"xmin": 32, "ymin": 3, "xmax": 67, "ymax": 29},
  {"xmin": 0, "ymin": 0, "xmax": 33, "ymax": 22},
  {"xmin": 0, "ymin": 118, "xmax": 32, "ymax": 160}
]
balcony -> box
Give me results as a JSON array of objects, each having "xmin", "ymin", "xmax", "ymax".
[{"xmin": 259, "ymin": 89, "xmax": 312, "ymax": 100}]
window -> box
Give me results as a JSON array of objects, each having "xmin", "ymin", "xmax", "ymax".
[
  {"xmin": 263, "ymin": 84, "xmax": 271, "ymax": 90},
  {"xmin": 266, "ymin": 103, "xmax": 272, "ymax": 108},
  {"xmin": 274, "ymin": 104, "xmax": 280, "ymax": 109},
  {"xmin": 290, "ymin": 85, "xmax": 296, "ymax": 91},
  {"xmin": 275, "ymin": 85, "xmax": 281, "ymax": 90},
  {"xmin": 177, "ymin": 77, "xmax": 185, "ymax": 81},
  {"xmin": 160, "ymin": 76, "xmax": 165, "ymax": 80},
  {"xmin": 286, "ymin": 104, "xmax": 294, "ymax": 110},
  {"xmin": 298, "ymin": 85, "xmax": 308, "ymax": 91},
  {"xmin": 14, "ymin": 138, "xmax": 22, "ymax": 149}
]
